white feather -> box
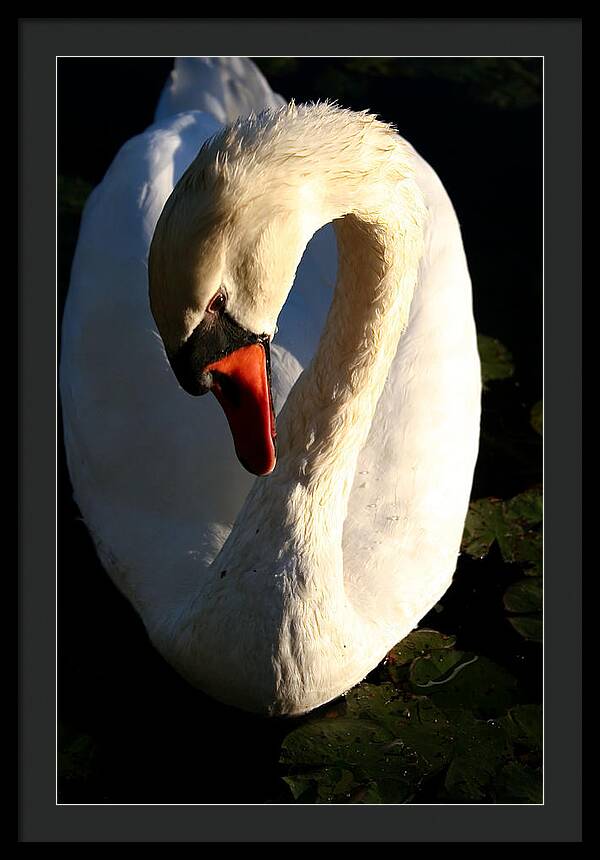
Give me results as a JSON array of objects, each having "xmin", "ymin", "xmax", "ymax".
[{"xmin": 60, "ymin": 58, "xmax": 481, "ymax": 715}]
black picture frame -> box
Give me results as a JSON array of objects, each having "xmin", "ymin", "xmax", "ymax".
[{"xmin": 19, "ymin": 17, "xmax": 581, "ymax": 843}]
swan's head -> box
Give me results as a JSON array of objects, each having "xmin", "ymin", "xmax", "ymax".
[{"xmin": 149, "ymin": 116, "xmax": 321, "ymax": 476}]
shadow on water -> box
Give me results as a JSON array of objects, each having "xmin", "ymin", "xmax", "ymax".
[{"xmin": 57, "ymin": 57, "xmax": 542, "ymax": 804}]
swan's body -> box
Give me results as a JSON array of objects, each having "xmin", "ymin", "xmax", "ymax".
[{"xmin": 60, "ymin": 58, "xmax": 481, "ymax": 715}]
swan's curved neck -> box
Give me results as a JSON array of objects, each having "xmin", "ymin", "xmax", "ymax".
[
  {"xmin": 164, "ymin": 108, "xmax": 435, "ymax": 711},
  {"xmin": 277, "ymin": 202, "xmax": 424, "ymax": 514},
  {"xmin": 211, "ymin": 113, "xmax": 427, "ymax": 588}
]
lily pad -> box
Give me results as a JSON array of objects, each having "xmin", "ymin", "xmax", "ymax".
[
  {"xmin": 462, "ymin": 488, "xmax": 543, "ymax": 575},
  {"xmin": 507, "ymin": 615, "xmax": 543, "ymax": 643},
  {"xmin": 384, "ymin": 628, "xmax": 457, "ymax": 683},
  {"xmin": 504, "ymin": 489, "xmax": 543, "ymax": 526},
  {"xmin": 279, "ymin": 629, "xmax": 534, "ymax": 803},
  {"xmin": 461, "ymin": 497, "xmax": 506, "ymax": 559},
  {"xmin": 280, "ymin": 650, "xmax": 521, "ymax": 804},
  {"xmin": 411, "ymin": 652, "xmax": 517, "ymax": 719},
  {"xmin": 280, "ymin": 685, "xmax": 455, "ymax": 803},
  {"xmin": 503, "ymin": 577, "xmax": 543, "ymax": 644},
  {"xmin": 499, "ymin": 704, "xmax": 542, "ymax": 753},
  {"xmin": 477, "ymin": 335, "xmax": 515, "ymax": 387},
  {"xmin": 495, "ymin": 762, "xmax": 543, "ymax": 803},
  {"xmin": 503, "ymin": 579, "xmax": 542, "ymax": 614},
  {"xmin": 444, "ymin": 710, "xmax": 510, "ymax": 801},
  {"xmin": 345, "ymin": 685, "xmax": 455, "ymax": 771},
  {"xmin": 409, "ymin": 648, "xmax": 473, "ymax": 688}
]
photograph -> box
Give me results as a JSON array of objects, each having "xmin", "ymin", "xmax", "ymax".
[{"xmin": 57, "ymin": 54, "xmax": 543, "ymax": 805}]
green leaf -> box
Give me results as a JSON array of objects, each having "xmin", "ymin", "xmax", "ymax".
[
  {"xmin": 280, "ymin": 685, "xmax": 455, "ymax": 803},
  {"xmin": 280, "ymin": 650, "xmax": 524, "ymax": 803},
  {"xmin": 501, "ymin": 530, "xmax": 543, "ymax": 574},
  {"xmin": 410, "ymin": 648, "xmax": 470, "ymax": 688},
  {"xmin": 462, "ymin": 489, "xmax": 543, "ymax": 575},
  {"xmin": 477, "ymin": 335, "xmax": 515, "ymax": 387},
  {"xmin": 282, "ymin": 774, "xmax": 319, "ymax": 801},
  {"xmin": 503, "ymin": 579, "xmax": 543, "ymax": 614},
  {"xmin": 384, "ymin": 628, "xmax": 456, "ymax": 683},
  {"xmin": 530, "ymin": 400, "xmax": 543, "ymax": 436},
  {"xmin": 444, "ymin": 710, "xmax": 510, "ymax": 801},
  {"xmin": 411, "ymin": 653, "xmax": 518, "ymax": 719},
  {"xmin": 347, "ymin": 782, "xmax": 383, "ymax": 803},
  {"xmin": 508, "ymin": 615, "xmax": 543, "ymax": 643},
  {"xmin": 495, "ymin": 762, "xmax": 543, "ymax": 803},
  {"xmin": 462, "ymin": 497, "xmax": 506, "ymax": 558},
  {"xmin": 499, "ymin": 704, "xmax": 542, "ymax": 753},
  {"xmin": 344, "ymin": 684, "xmax": 454, "ymax": 764},
  {"xmin": 504, "ymin": 489, "xmax": 543, "ymax": 526},
  {"xmin": 279, "ymin": 631, "xmax": 529, "ymax": 803},
  {"xmin": 280, "ymin": 715, "xmax": 408, "ymax": 804}
]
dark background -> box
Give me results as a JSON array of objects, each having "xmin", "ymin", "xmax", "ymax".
[{"xmin": 57, "ymin": 57, "xmax": 543, "ymax": 803}]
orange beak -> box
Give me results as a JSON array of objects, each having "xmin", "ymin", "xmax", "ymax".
[{"xmin": 205, "ymin": 342, "xmax": 277, "ymax": 476}]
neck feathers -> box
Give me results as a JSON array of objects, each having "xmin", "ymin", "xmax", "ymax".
[
  {"xmin": 217, "ymin": 105, "xmax": 427, "ymax": 510},
  {"xmin": 184, "ymin": 103, "xmax": 428, "ymax": 504},
  {"xmin": 182, "ymin": 101, "xmax": 422, "ymax": 229}
]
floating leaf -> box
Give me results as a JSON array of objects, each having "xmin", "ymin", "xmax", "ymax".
[
  {"xmin": 282, "ymin": 773, "xmax": 319, "ymax": 802},
  {"xmin": 411, "ymin": 653, "xmax": 517, "ymax": 719},
  {"xmin": 508, "ymin": 615, "xmax": 543, "ymax": 643},
  {"xmin": 500, "ymin": 704, "xmax": 542, "ymax": 753},
  {"xmin": 280, "ymin": 636, "xmax": 533, "ymax": 803},
  {"xmin": 495, "ymin": 762, "xmax": 543, "ymax": 803},
  {"xmin": 503, "ymin": 579, "xmax": 542, "ymax": 614},
  {"xmin": 280, "ymin": 716, "xmax": 409, "ymax": 803},
  {"xmin": 384, "ymin": 628, "xmax": 456, "ymax": 683},
  {"xmin": 477, "ymin": 335, "xmax": 515, "ymax": 387},
  {"xmin": 280, "ymin": 685, "xmax": 455, "ymax": 803},
  {"xmin": 347, "ymin": 782, "xmax": 383, "ymax": 803},
  {"xmin": 387, "ymin": 629, "xmax": 457, "ymax": 668},
  {"xmin": 501, "ymin": 530, "xmax": 543, "ymax": 574},
  {"xmin": 530, "ymin": 400, "xmax": 543, "ymax": 436},
  {"xmin": 444, "ymin": 710, "xmax": 510, "ymax": 801},
  {"xmin": 280, "ymin": 654, "xmax": 528, "ymax": 803},
  {"xmin": 462, "ymin": 488, "xmax": 543, "ymax": 575},
  {"xmin": 280, "ymin": 714, "xmax": 391, "ymax": 769},
  {"xmin": 504, "ymin": 489, "xmax": 543, "ymax": 526},
  {"xmin": 410, "ymin": 648, "xmax": 471, "ymax": 688},
  {"xmin": 462, "ymin": 497, "xmax": 506, "ymax": 558},
  {"xmin": 347, "ymin": 688, "xmax": 455, "ymax": 771}
]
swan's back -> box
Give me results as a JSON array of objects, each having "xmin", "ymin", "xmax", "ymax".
[{"xmin": 154, "ymin": 57, "xmax": 286, "ymax": 125}]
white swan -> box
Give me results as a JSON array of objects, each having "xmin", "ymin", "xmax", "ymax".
[{"xmin": 60, "ymin": 57, "xmax": 481, "ymax": 716}]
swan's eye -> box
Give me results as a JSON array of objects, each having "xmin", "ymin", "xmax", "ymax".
[{"xmin": 207, "ymin": 290, "xmax": 227, "ymax": 315}]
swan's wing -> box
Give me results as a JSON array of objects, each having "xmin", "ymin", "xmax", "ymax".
[
  {"xmin": 61, "ymin": 112, "xmax": 250, "ymax": 585},
  {"xmin": 154, "ymin": 57, "xmax": 286, "ymax": 125}
]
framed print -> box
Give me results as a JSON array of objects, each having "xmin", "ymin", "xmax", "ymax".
[{"xmin": 20, "ymin": 17, "xmax": 581, "ymax": 844}]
